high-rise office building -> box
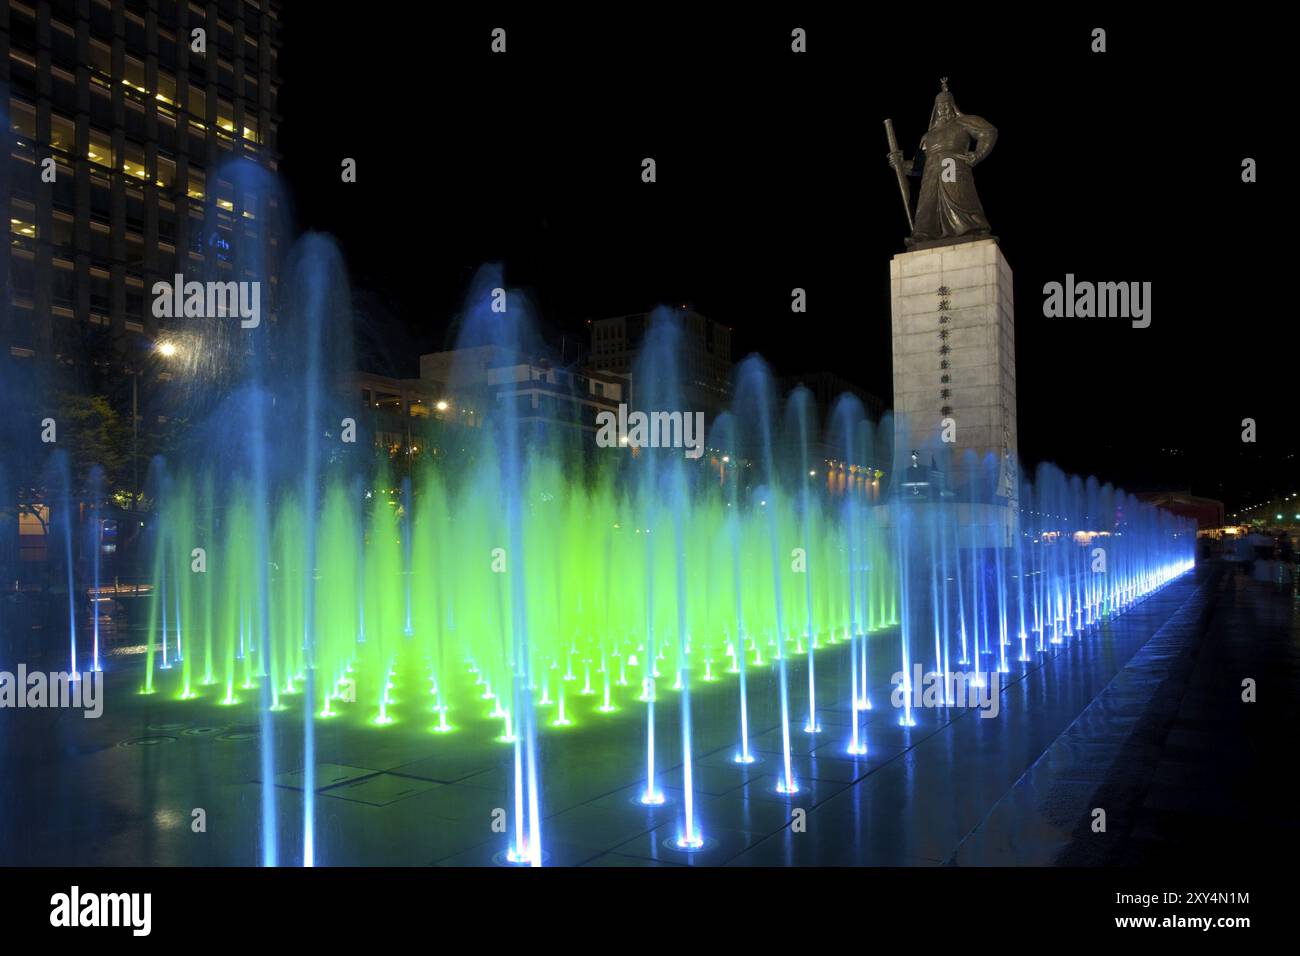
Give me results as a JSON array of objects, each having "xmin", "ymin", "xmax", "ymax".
[{"xmin": 3, "ymin": 0, "xmax": 282, "ymax": 363}]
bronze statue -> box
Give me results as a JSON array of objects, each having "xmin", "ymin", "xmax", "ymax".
[{"xmin": 886, "ymin": 79, "xmax": 997, "ymax": 248}]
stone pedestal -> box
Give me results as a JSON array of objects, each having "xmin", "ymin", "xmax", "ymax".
[{"xmin": 889, "ymin": 237, "xmax": 1018, "ymax": 513}]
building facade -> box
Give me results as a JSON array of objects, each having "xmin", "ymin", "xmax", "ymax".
[
  {"xmin": 781, "ymin": 370, "xmax": 887, "ymax": 500},
  {"xmin": 589, "ymin": 308, "xmax": 731, "ymax": 422},
  {"xmin": 420, "ymin": 345, "xmax": 628, "ymax": 437},
  {"xmin": 357, "ymin": 347, "xmax": 630, "ymax": 469},
  {"xmin": 1136, "ymin": 491, "xmax": 1225, "ymax": 531},
  {"xmin": 3, "ymin": 0, "xmax": 281, "ymax": 363}
]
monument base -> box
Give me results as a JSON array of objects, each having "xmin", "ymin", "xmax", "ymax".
[
  {"xmin": 890, "ymin": 237, "xmax": 1018, "ymax": 507},
  {"xmin": 873, "ymin": 500, "xmax": 1017, "ymax": 550}
]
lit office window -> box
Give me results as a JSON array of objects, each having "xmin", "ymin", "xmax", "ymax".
[
  {"xmin": 157, "ymin": 72, "xmax": 178, "ymax": 107},
  {"xmin": 124, "ymin": 56, "xmax": 148, "ymax": 95},
  {"xmin": 88, "ymin": 129, "xmax": 115, "ymax": 169},
  {"xmin": 123, "ymin": 141, "xmax": 149, "ymax": 181},
  {"xmin": 50, "ymin": 113, "xmax": 76, "ymax": 153},
  {"xmin": 8, "ymin": 99, "xmax": 37, "ymax": 143},
  {"xmin": 10, "ymin": 213, "xmax": 37, "ymax": 241},
  {"xmin": 217, "ymin": 99, "xmax": 236, "ymax": 134},
  {"xmin": 157, "ymin": 156, "xmax": 177, "ymax": 189}
]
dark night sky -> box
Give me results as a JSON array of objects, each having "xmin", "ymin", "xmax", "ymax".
[{"xmin": 275, "ymin": 10, "xmax": 1287, "ymax": 510}]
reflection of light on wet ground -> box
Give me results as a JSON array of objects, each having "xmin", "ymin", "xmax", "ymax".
[
  {"xmin": 5, "ymin": 564, "xmax": 1285, "ymax": 867},
  {"xmin": 153, "ymin": 809, "xmax": 184, "ymax": 830},
  {"xmin": 88, "ymin": 583, "xmax": 153, "ymax": 596}
]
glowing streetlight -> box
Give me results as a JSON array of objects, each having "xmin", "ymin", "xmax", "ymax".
[{"xmin": 156, "ymin": 340, "xmax": 178, "ymax": 358}]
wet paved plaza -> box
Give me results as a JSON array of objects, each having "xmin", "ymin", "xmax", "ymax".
[{"xmin": 1, "ymin": 562, "xmax": 1293, "ymax": 866}]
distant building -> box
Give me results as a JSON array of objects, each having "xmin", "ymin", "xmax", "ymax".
[
  {"xmin": 357, "ymin": 345, "xmax": 629, "ymax": 464},
  {"xmin": 484, "ymin": 355, "xmax": 628, "ymax": 435},
  {"xmin": 588, "ymin": 308, "xmax": 731, "ymax": 422},
  {"xmin": 356, "ymin": 369, "xmax": 443, "ymax": 463},
  {"xmin": 421, "ymin": 344, "xmax": 628, "ymax": 434},
  {"xmin": 781, "ymin": 370, "xmax": 888, "ymax": 500},
  {"xmin": 1136, "ymin": 491, "xmax": 1225, "ymax": 530},
  {"xmin": 781, "ymin": 370, "xmax": 886, "ymax": 425}
]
